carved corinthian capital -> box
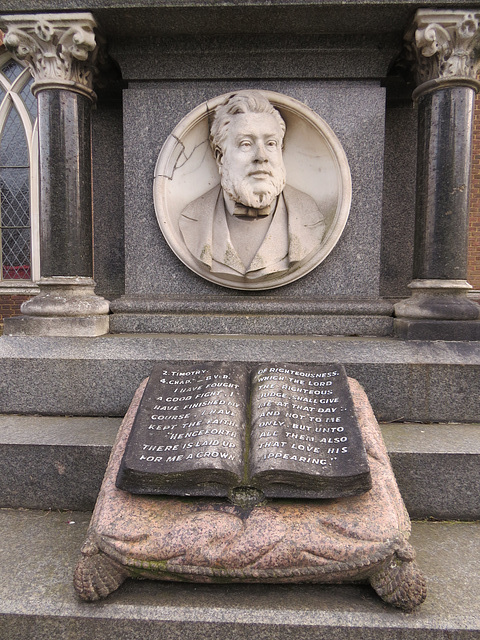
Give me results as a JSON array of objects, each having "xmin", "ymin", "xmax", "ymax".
[
  {"xmin": 405, "ymin": 9, "xmax": 480, "ymax": 97},
  {"xmin": 0, "ymin": 13, "xmax": 98, "ymax": 100}
]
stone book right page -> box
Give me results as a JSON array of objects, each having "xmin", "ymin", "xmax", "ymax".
[{"xmin": 247, "ymin": 364, "xmax": 372, "ymax": 498}]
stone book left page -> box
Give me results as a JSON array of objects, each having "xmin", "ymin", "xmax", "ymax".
[{"xmin": 116, "ymin": 362, "xmax": 249, "ymax": 496}]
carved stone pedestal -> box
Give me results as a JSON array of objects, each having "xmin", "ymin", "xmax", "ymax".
[{"xmin": 74, "ymin": 377, "xmax": 426, "ymax": 611}]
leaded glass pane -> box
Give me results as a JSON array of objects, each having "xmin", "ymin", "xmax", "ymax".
[
  {"xmin": 1, "ymin": 168, "xmax": 30, "ymax": 227},
  {"xmin": 20, "ymin": 77, "xmax": 37, "ymax": 121},
  {"xmin": 0, "ymin": 87, "xmax": 5, "ymax": 102},
  {"xmin": 0, "ymin": 104, "xmax": 29, "ymax": 167},
  {"xmin": 0, "ymin": 167, "xmax": 31, "ymax": 280},
  {"xmin": 1, "ymin": 227, "xmax": 31, "ymax": 279},
  {"xmin": 1, "ymin": 59, "xmax": 23, "ymax": 82}
]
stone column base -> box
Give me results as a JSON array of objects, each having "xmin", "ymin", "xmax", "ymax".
[
  {"xmin": 394, "ymin": 318, "xmax": 480, "ymax": 341},
  {"xmin": 394, "ymin": 279, "xmax": 480, "ymax": 340},
  {"xmin": 4, "ymin": 314, "xmax": 109, "ymax": 337},
  {"xmin": 4, "ymin": 277, "xmax": 110, "ymax": 337}
]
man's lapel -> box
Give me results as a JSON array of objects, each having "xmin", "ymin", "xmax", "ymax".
[
  {"xmin": 179, "ymin": 186, "xmax": 220, "ymax": 268},
  {"xmin": 249, "ymin": 196, "xmax": 289, "ymax": 274}
]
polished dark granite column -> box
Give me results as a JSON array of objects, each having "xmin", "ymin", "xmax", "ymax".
[
  {"xmin": 414, "ymin": 86, "xmax": 473, "ymax": 282},
  {"xmin": 395, "ymin": 9, "xmax": 480, "ymax": 340},
  {"xmin": 1, "ymin": 13, "xmax": 109, "ymax": 336},
  {"xmin": 38, "ymin": 90, "xmax": 93, "ymax": 278}
]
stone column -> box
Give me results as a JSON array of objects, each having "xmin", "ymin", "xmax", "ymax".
[
  {"xmin": 0, "ymin": 13, "xmax": 109, "ymax": 336},
  {"xmin": 394, "ymin": 9, "xmax": 480, "ymax": 340}
]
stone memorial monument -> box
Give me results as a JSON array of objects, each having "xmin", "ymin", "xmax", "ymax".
[
  {"xmin": 2, "ymin": 4, "xmax": 480, "ymax": 637},
  {"xmin": 74, "ymin": 92, "xmax": 425, "ymax": 611}
]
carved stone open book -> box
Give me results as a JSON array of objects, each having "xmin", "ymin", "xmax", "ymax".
[{"xmin": 116, "ymin": 362, "xmax": 371, "ymax": 499}]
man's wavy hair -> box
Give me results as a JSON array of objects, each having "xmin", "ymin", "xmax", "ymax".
[{"xmin": 210, "ymin": 91, "xmax": 286, "ymax": 164}]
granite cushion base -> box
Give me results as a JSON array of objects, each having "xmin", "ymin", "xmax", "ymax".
[{"xmin": 74, "ymin": 377, "xmax": 426, "ymax": 611}]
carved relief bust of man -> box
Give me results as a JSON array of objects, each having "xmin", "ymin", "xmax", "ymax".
[{"xmin": 179, "ymin": 91, "xmax": 326, "ymax": 281}]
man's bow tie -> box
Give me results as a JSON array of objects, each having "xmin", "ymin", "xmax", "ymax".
[{"xmin": 233, "ymin": 202, "xmax": 272, "ymax": 218}]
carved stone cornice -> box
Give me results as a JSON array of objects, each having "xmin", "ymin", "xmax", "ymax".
[
  {"xmin": 0, "ymin": 13, "xmax": 98, "ymax": 100},
  {"xmin": 405, "ymin": 9, "xmax": 480, "ymax": 99}
]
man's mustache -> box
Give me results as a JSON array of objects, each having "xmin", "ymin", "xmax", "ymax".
[{"xmin": 248, "ymin": 169, "xmax": 273, "ymax": 177}]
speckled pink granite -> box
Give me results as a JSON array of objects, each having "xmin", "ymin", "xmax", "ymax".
[{"xmin": 78, "ymin": 377, "xmax": 415, "ymax": 587}]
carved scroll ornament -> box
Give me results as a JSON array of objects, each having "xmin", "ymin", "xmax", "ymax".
[{"xmin": 0, "ymin": 13, "xmax": 98, "ymax": 99}]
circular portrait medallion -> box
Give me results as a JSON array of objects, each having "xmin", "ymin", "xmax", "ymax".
[{"xmin": 154, "ymin": 90, "xmax": 351, "ymax": 290}]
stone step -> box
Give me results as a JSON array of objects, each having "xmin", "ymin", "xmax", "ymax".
[
  {"xmin": 0, "ymin": 508, "xmax": 478, "ymax": 640},
  {"xmin": 0, "ymin": 415, "xmax": 479, "ymax": 519},
  {"xmin": 381, "ymin": 422, "xmax": 480, "ymax": 520},
  {"xmin": 0, "ymin": 415, "xmax": 120, "ymax": 511},
  {"xmin": 1, "ymin": 335, "xmax": 479, "ymax": 422}
]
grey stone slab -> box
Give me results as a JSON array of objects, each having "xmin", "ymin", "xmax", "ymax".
[
  {"xmin": 380, "ymin": 101, "xmax": 417, "ymax": 298},
  {"xmin": 381, "ymin": 423, "xmax": 480, "ymax": 520},
  {"xmin": 0, "ymin": 335, "xmax": 479, "ymax": 421},
  {"xmin": 0, "ymin": 416, "xmax": 121, "ymax": 510},
  {"xmin": 0, "ymin": 509, "xmax": 479, "ymax": 639},
  {"xmin": 122, "ymin": 81, "xmax": 386, "ymax": 301},
  {"xmin": 109, "ymin": 297, "xmax": 394, "ymax": 335},
  {"xmin": 113, "ymin": 34, "xmax": 396, "ymax": 81},
  {"xmin": 2, "ymin": 334, "xmax": 477, "ymax": 363},
  {"xmin": 110, "ymin": 296, "xmax": 395, "ymax": 315},
  {"xmin": 0, "ymin": 415, "xmax": 120, "ymax": 446},
  {"xmin": 382, "ymin": 422, "xmax": 480, "ymax": 454},
  {"xmin": 109, "ymin": 313, "xmax": 393, "ymax": 336},
  {"xmin": 92, "ymin": 103, "xmax": 125, "ymax": 300},
  {"xmin": 394, "ymin": 318, "xmax": 480, "ymax": 341},
  {"xmin": 345, "ymin": 358, "xmax": 480, "ymax": 424}
]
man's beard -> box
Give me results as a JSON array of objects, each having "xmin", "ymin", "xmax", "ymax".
[{"xmin": 220, "ymin": 164, "xmax": 286, "ymax": 209}]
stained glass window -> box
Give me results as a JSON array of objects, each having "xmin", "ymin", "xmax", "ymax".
[{"xmin": 0, "ymin": 55, "xmax": 38, "ymax": 282}]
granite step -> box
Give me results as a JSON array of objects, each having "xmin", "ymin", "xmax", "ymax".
[
  {"xmin": 0, "ymin": 415, "xmax": 120, "ymax": 512},
  {"xmin": 1, "ymin": 335, "xmax": 479, "ymax": 423},
  {"xmin": 0, "ymin": 415, "xmax": 479, "ymax": 519},
  {"xmin": 0, "ymin": 508, "xmax": 478, "ymax": 640},
  {"xmin": 381, "ymin": 422, "xmax": 480, "ymax": 520}
]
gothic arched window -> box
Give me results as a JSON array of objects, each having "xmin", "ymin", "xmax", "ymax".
[{"xmin": 0, "ymin": 53, "xmax": 39, "ymax": 286}]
